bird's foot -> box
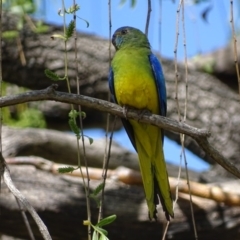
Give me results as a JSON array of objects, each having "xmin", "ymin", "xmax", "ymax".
[
  {"xmin": 123, "ymin": 105, "xmax": 129, "ymax": 119},
  {"xmin": 137, "ymin": 109, "xmax": 152, "ymax": 122}
]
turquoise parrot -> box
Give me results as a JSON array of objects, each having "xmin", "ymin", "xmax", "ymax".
[{"xmin": 109, "ymin": 26, "xmax": 174, "ymax": 220}]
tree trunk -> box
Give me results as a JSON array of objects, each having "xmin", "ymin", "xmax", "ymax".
[{"xmin": 1, "ymin": 163, "xmax": 240, "ymax": 240}]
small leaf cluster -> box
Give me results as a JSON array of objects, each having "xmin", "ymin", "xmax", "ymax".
[
  {"xmin": 84, "ymin": 215, "xmax": 117, "ymax": 240},
  {"xmin": 50, "ymin": 20, "xmax": 75, "ymax": 41},
  {"xmin": 2, "ymin": 0, "xmax": 49, "ymax": 40},
  {"xmin": 68, "ymin": 110, "xmax": 93, "ymax": 144}
]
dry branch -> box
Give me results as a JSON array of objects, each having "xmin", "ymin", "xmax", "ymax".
[
  {"xmin": 1, "ymin": 154, "xmax": 51, "ymax": 240},
  {"xmin": 6, "ymin": 156, "xmax": 240, "ymax": 207},
  {"xmin": 0, "ymin": 85, "xmax": 239, "ymax": 179}
]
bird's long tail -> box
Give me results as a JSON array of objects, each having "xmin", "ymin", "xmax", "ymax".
[{"xmin": 130, "ymin": 120, "xmax": 174, "ymax": 220}]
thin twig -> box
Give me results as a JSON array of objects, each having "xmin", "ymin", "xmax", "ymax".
[
  {"xmin": 181, "ymin": 3, "xmax": 188, "ymax": 123},
  {"xmin": 98, "ymin": 0, "xmax": 112, "ymax": 223},
  {"xmin": 162, "ymin": 221, "xmax": 169, "ymax": 240},
  {"xmin": 182, "ymin": 145, "xmax": 198, "ymax": 239},
  {"xmin": 145, "ymin": 0, "xmax": 152, "ymax": 36},
  {"xmin": 72, "ymin": 2, "xmax": 91, "ymax": 238},
  {"xmin": 98, "ymin": 117, "xmax": 116, "ymax": 223},
  {"xmin": 230, "ymin": 0, "xmax": 240, "ymax": 98},
  {"xmin": 166, "ymin": 0, "xmax": 184, "ymax": 237},
  {"xmin": 16, "ymin": 37, "xmax": 26, "ymax": 66},
  {"xmin": 15, "ymin": 197, "xmax": 36, "ymax": 240},
  {"xmin": 158, "ymin": 0, "xmax": 162, "ymax": 58},
  {"xmin": 2, "ymin": 153, "xmax": 51, "ymax": 240},
  {"xmin": 181, "ymin": 2, "xmax": 198, "ymax": 239},
  {"xmin": 174, "ymin": 0, "xmax": 182, "ymax": 121}
]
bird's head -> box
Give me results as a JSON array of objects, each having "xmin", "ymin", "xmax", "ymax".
[{"xmin": 112, "ymin": 26, "xmax": 150, "ymax": 50}]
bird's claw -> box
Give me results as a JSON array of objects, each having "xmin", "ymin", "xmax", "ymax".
[
  {"xmin": 123, "ymin": 105, "xmax": 129, "ymax": 119},
  {"xmin": 137, "ymin": 109, "xmax": 152, "ymax": 122}
]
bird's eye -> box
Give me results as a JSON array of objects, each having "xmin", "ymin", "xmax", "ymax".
[{"xmin": 121, "ymin": 29, "xmax": 128, "ymax": 35}]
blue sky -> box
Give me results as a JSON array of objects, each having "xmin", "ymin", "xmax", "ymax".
[
  {"xmin": 41, "ymin": 0, "xmax": 234, "ymax": 172},
  {"xmin": 44, "ymin": 0, "xmax": 231, "ymax": 59}
]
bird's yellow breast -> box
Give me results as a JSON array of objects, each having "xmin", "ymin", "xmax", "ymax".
[{"xmin": 112, "ymin": 48, "xmax": 159, "ymax": 114}]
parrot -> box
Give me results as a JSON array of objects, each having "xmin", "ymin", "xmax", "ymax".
[{"xmin": 108, "ymin": 26, "xmax": 174, "ymax": 221}]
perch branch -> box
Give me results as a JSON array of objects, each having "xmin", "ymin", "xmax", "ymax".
[{"xmin": 0, "ymin": 85, "xmax": 240, "ymax": 179}]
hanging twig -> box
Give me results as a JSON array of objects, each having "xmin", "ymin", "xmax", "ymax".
[
  {"xmin": 174, "ymin": 0, "xmax": 182, "ymax": 121},
  {"xmin": 15, "ymin": 197, "xmax": 36, "ymax": 240},
  {"xmin": 98, "ymin": 117, "xmax": 116, "ymax": 223},
  {"xmin": 145, "ymin": 0, "xmax": 152, "ymax": 36},
  {"xmin": 98, "ymin": 0, "xmax": 113, "ymax": 223},
  {"xmin": 71, "ymin": 1, "xmax": 91, "ymax": 238},
  {"xmin": 230, "ymin": 0, "xmax": 240, "ymax": 98},
  {"xmin": 180, "ymin": 2, "xmax": 198, "ymax": 239}
]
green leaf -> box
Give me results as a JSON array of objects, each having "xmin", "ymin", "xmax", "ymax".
[
  {"xmin": 88, "ymin": 136, "xmax": 93, "ymax": 145},
  {"xmin": 81, "ymin": 111, "xmax": 86, "ymax": 119},
  {"xmin": 89, "ymin": 195, "xmax": 101, "ymax": 208},
  {"xmin": 10, "ymin": 108, "xmax": 46, "ymax": 128},
  {"xmin": 77, "ymin": 16, "xmax": 90, "ymax": 28},
  {"xmin": 50, "ymin": 34, "xmax": 66, "ymax": 41},
  {"xmin": 91, "ymin": 226, "xmax": 109, "ymax": 240},
  {"xmin": 65, "ymin": 20, "xmax": 75, "ymax": 40},
  {"xmin": 68, "ymin": 110, "xmax": 86, "ymax": 119},
  {"xmin": 99, "ymin": 235, "xmax": 107, "ymax": 240},
  {"xmin": 35, "ymin": 21, "xmax": 49, "ymax": 33},
  {"xmin": 96, "ymin": 215, "xmax": 117, "ymax": 227},
  {"xmin": 69, "ymin": 119, "xmax": 80, "ymax": 137},
  {"xmin": 69, "ymin": 109, "xmax": 80, "ymax": 119},
  {"xmin": 95, "ymin": 227, "xmax": 108, "ymax": 236},
  {"xmin": 58, "ymin": 166, "xmax": 75, "ymax": 173},
  {"xmin": 83, "ymin": 135, "xmax": 93, "ymax": 145},
  {"xmin": 2, "ymin": 30, "xmax": 19, "ymax": 39},
  {"xmin": 193, "ymin": 0, "xmax": 211, "ymax": 4},
  {"xmin": 119, "ymin": 0, "xmax": 136, "ymax": 8},
  {"xmin": 44, "ymin": 69, "xmax": 64, "ymax": 81},
  {"xmin": 65, "ymin": 4, "xmax": 80, "ymax": 14},
  {"xmin": 92, "ymin": 182, "xmax": 105, "ymax": 196},
  {"xmin": 92, "ymin": 230, "xmax": 98, "ymax": 240}
]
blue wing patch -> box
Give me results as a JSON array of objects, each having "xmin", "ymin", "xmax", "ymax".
[
  {"xmin": 149, "ymin": 53, "xmax": 167, "ymax": 145},
  {"xmin": 149, "ymin": 53, "xmax": 167, "ymax": 117}
]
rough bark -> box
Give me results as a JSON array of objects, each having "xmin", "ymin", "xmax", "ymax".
[
  {"xmin": 187, "ymin": 37, "xmax": 240, "ymax": 92},
  {"xmin": 1, "ymin": 126, "xmax": 199, "ymax": 180},
  {"xmin": 162, "ymin": 58, "xmax": 240, "ymax": 179},
  {"xmin": 1, "ymin": 164, "xmax": 240, "ymax": 240}
]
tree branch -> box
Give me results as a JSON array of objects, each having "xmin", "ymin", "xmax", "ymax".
[
  {"xmin": 7, "ymin": 156, "xmax": 240, "ymax": 206},
  {"xmin": 1, "ymin": 153, "xmax": 52, "ymax": 240},
  {"xmin": 0, "ymin": 85, "xmax": 240, "ymax": 179}
]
